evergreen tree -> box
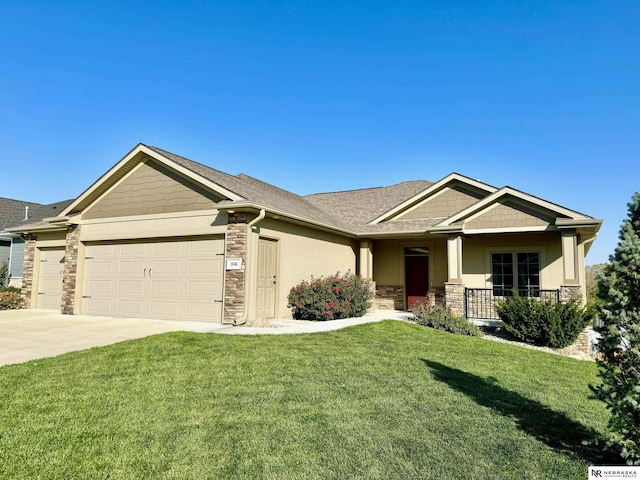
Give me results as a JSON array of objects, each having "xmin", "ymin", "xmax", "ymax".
[{"xmin": 592, "ymin": 192, "xmax": 640, "ymax": 463}]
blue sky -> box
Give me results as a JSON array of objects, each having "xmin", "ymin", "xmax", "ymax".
[{"xmin": 1, "ymin": 1, "xmax": 637, "ymax": 265}]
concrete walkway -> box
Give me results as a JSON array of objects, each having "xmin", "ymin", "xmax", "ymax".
[{"xmin": 0, "ymin": 309, "xmax": 413, "ymax": 366}]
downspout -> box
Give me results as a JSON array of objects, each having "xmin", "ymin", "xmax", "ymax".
[{"xmin": 233, "ymin": 208, "xmax": 266, "ymax": 326}]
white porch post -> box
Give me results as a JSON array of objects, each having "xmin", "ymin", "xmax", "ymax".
[
  {"xmin": 446, "ymin": 235, "xmax": 463, "ymax": 282},
  {"xmin": 560, "ymin": 230, "xmax": 583, "ymax": 302},
  {"xmin": 359, "ymin": 239, "xmax": 376, "ymax": 312},
  {"xmin": 359, "ymin": 240, "xmax": 373, "ymax": 280},
  {"xmin": 561, "ymin": 230, "xmax": 579, "ymax": 284}
]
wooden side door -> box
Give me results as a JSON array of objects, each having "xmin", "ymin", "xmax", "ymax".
[{"xmin": 257, "ymin": 239, "xmax": 277, "ymax": 319}]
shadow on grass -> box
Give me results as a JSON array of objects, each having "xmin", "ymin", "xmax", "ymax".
[{"xmin": 421, "ymin": 359, "xmax": 617, "ymax": 465}]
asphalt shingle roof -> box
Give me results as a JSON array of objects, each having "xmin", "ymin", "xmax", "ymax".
[
  {"xmin": 148, "ymin": 146, "xmax": 353, "ymax": 231},
  {"xmin": 148, "ymin": 146, "xmax": 442, "ymax": 233},
  {"xmin": 3, "ymin": 145, "xmax": 596, "ymax": 237},
  {"xmin": 8, "ymin": 199, "xmax": 75, "ymax": 231},
  {"xmin": 304, "ymin": 180, "xmax": 433, "ymax": 226},
  {"xmin": 0, "ymin": 198, "xmax": 42, "ymax": 231}
]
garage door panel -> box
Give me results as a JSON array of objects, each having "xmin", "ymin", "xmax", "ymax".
[
  {"xmin": 118, "ymin": 261, "xmax": 145, "ymax": 276},
  {"xmin": 88, "ymin": 244, "xmax": 117, "ymax": 256},
  {"xmin": 83, "ymin": 298, "xmax": 113, "ymax": 314},
  {"xmin": 151, "ymin": 242, "xmax": 183, "ymax": 256},
  {"xmin": 118, "ymin": 243, "xmax": 147, "ymax": 256},
  {"xmin": 189, "ymin": 240, "xmax": 224, "ymax": 254},
  {"xmin": 41, "ymin": 263, "xmax": 62, "ymax": 276},
  {"xmin": 87, "ymin": 261, "xmax": 116, "ymax": 275},
  {"xmin": 116, "ymin": 299, "xmax": 146, "ymax": 316},
  {"xmin": 38, "ymin": 294, "xmax": 61, "ymax": 310},
  {"xmin": 41, "ymin": 278, "xmax": 62, "ymax": 291},
  {"xmin": 117, "ymin": 280, "xmax": 145, "ymax": 295},
  {"xmin": 186, "ymin": 280, "xmax": 220, "ymax": 296},
  {"xmin": 88, "ymin": 280, "xmax": 114, "ymax": 294},
  {"xmin": 149, "ymin": 301, "xmax": 180, "ymax": 317},
  {"xmin": 150, "ymin": 281, "xmax": 181, "ymax": 295},
  {"xmin": 149, "ymin": 259, "xmax": 182, "ymax": 276},
  {"xmin": 188, "ymin": 258, "xmax": 222, "ymax": 275},
  {"xmin": 83, "ymin": 237, "xmax": 224, "ymax": 322}
]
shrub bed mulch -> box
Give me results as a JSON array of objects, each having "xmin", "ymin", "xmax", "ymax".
[{"xmin": 480, "ymin": 326, "xmax": 593, "ymax": 361}]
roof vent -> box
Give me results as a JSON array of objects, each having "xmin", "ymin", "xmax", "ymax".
[{"xmin": 24, "ymin": 206, "xmax": 29, "ymax": 220}]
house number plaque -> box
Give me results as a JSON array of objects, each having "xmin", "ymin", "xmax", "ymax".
[{"xmin": 226, "ymin": 258, "xmax": 242, "ymax": 270}]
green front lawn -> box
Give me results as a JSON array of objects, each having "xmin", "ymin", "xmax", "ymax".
[{"xmin": 0, "ymin": 321, "xmax": 615, "ymax": 479}]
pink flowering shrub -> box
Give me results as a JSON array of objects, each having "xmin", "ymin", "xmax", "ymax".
[{"xmin": 287, "ymin": 271, "xmax": 373, "ymax": 321}]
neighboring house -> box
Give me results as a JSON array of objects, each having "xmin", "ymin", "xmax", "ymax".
[
  {"xmin": 5, "ymin": 200, "xmax": 75, "ymax": 303},
  {"xmin": 0, "ymin": 197, "xmax": 43, "ymax": 287},
  {"xmin": 7, "ymin": 144, "xmax": 603, "ymax": 324}
]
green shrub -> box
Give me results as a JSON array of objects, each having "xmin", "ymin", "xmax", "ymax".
[
  {"xmin": 495, "ymin": 295, "xmax": 591, "ymax": 348},
  {"xmin": 287, "ymin": 271, "xmax": 373, "ymax": 321},
  {"xmin": 411, "ymin": 301, "xmax": 482, "ymax": 336},
  {"xmin": 0, "ymin": 261, "xmax": 8, "ymax": 289},
  {"xmin": 0, "ymin": 286, "xmax": 21, "ymax": 294},
  {"xmin": 0, "ymin": 291, "xmax": 23, "ymax": 310}
]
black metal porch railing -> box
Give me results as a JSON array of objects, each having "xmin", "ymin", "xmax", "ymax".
[{"xmin": 464, "ymin": 288, "xmax": 560, "ymax": 320}]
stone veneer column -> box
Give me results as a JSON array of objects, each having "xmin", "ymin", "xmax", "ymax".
[
  {"xmin": 445, "ymin": 283, "xmax": 465, "ymax": 316},
  {"xmin": 223, "ymin": 213, "xmax": 248, "ymax": 324},
  {"xmin": 61, "ymin": 225, "xmax": 80, "ymax": 314},
  {"xmin": 21, "ymin": 234, "xmax": 37, "ymax": 308},
  {"xmin": 560, "ymin": 284, "xmax": 590, "ymax": 356},
  {"xmin": 375, "ymin": 285, "xmax": 404, "ymax": 310},
  {"xmin": 560, "ymin": 285, "xmax": 582, "ymax": 303}
]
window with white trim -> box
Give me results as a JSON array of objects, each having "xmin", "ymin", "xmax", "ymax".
[{"xmin": 491, "ymin": 252, "xmax": 540, "ymax": 296}]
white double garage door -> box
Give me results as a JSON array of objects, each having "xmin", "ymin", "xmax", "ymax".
[{"xmin": 81, "ymin": 236, "xmax": 225, "ymax": 322}]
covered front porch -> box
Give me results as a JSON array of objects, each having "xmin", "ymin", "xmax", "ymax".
[{"xmin": 359, "ymin": 229, "xmax": 585, "ymax": 320}]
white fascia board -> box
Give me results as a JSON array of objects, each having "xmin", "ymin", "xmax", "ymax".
[
  {"xmin": 462, "ymin": 225, "xmax": 554, "ymax": 235},
  {"xmin": 43, "ymin": 216, "xmax": 70, "ymax": 224},
  {"xmin": 368, "ymin": 173, "xmax": 497, "ymax": 225},
  {"xmin": 5, "ymin": 224, "xmax": 67, "ymax": 233},
  {"xmin": 556, "ymin": 218, "xmax": 603, "ymax": 230}
]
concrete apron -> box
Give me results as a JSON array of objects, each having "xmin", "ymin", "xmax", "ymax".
[{"xmin": 0, "ymin": 309, "xmax": 413, "ymax": 367}]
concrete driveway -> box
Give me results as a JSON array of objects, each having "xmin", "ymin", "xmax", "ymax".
[
  {"xmin": 0, "ymin": 309, "xmax": 412, "ymax": 367},
  {"xmin": 0, "ymin": 309, "xmax": 227, "ymax": 367}
]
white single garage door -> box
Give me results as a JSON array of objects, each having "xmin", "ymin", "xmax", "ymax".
[
  {"xmin": 82, "ymin": 237, "xmax": 225, "ymax": 322},
  {"xmin": 37, "ymin": 247, "xmax": 65, "ymax": 309}
]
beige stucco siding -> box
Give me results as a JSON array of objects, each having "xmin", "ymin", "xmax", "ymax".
[
  {"xmin": 395, "ymin": 185, "xmax": 484, "ymax": 221},
  {"xmin": 79, "ymin": 211, "xmax": 228, "ymax": 242},
  {"xmin": 83, "ymin": 160, "xmax": 222, "ymax": 220},
  {"xmin": 35, "ymin": 231, "xmax": 67, "ymax": 248},
  {"xmin": 461, "ymin": 232, "xmax": 563, "ymax": 289},
  {"xmin": 372, "ymin": 238, "xmax": 448, "ymax": 288},
  {"xmin": 255, "ymin": 218, "xmax": 357, "ymax": 318}
]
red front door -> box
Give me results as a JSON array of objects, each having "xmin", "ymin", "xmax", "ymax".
[{"xmin": 405, "ymin": 255, "xmax": 429, "ymax": 309}]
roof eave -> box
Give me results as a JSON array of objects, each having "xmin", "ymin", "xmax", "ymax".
[
  {"xmin": 5, "ymin": 224, "xmax": 67, "ymax": 234},
  {"xmin": 555, "ymin": 218, "xmax": 603, "ymax": 231},
  {"xmin": 216, "ymin": 202, "xmax": 357, "ymax": 238}
]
